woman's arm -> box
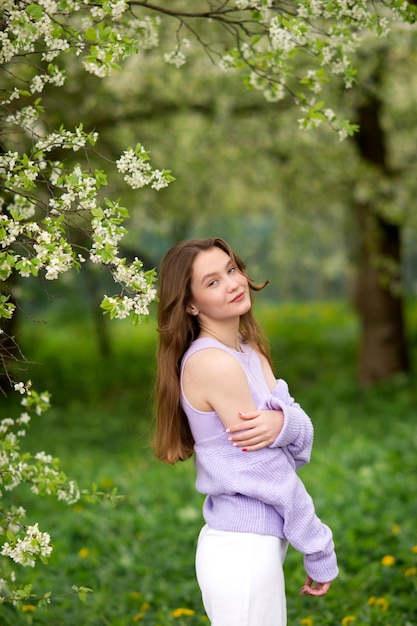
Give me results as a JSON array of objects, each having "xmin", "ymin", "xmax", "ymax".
[{"xmin": 182, "ymin": 348, "xmax": 283, "ymax": 433}]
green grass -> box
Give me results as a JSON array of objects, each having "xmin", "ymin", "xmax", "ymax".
[{"xmin": 1, "ymin": 299, "xmax": 417, "ymax": 625}]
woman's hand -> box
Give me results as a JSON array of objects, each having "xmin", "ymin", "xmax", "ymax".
[
  {"xmin": 300, "ymin": 577, "xmax": 332, "ymax": 597},
  {"xmin": 226, "ymin": 409, "xmax": 284, "ymax": 451}
]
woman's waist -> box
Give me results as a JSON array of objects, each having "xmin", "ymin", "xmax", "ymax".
[{"xmin": 201, "ymin": 494, "xmax": 285, "ymax": 538}]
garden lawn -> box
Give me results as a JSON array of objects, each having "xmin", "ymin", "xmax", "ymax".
[{"xmin": 1, "ymin": 300, "xmax": 417, "ymax": 626}]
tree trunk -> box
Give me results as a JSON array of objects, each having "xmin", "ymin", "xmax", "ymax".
[
  {"xmin": 351, "ymin": 203, "xmax": 409, "ymax": 385},
  {"xmin": 0, "ymin": 276, "xmax": 22, "ymax": 394},
  {"xmin": 351, "ymin": 75, "xmax": 409, "ymax": 386}
]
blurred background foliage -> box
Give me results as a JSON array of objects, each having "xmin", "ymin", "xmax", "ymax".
[{"xmin": 17, "ymin": 2, "xmax": 416, "ymax": 301}]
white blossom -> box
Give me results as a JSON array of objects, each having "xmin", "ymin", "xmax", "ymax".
[
  {"xmin": 35, "ymin": 452, "xmax": 54, "ymax": 464},
  {"xmin": 13, "ymin": 383, "xmax": 26, "ymax": 395},
  {"xmin": 57, "ymin": 480, "xmax": 80, "ymax": 504},
  {"xmin": 1, "ymin": 523, "xmax": 53, "ymax": 567}
]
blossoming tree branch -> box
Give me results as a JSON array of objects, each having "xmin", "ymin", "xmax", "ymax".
[{"xmin": 0, "ymin": 0, "xmax": 415, "ymax": 613}]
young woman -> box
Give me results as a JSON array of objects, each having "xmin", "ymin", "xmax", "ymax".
[{"xmin": 154, "ymin": 237, "xmax": 338, "ymax": 625}]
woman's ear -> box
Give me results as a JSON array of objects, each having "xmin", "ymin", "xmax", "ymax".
[{"xmin": 187, "ymin": 304, "xmax": 199, "ymax": 316}]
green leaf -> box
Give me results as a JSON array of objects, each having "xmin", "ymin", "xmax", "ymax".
[
  {"xmin": 85, "ymin": 27, "xmax": 97, "ymax": 42},
  {"xmin": 72, "ymin": 586, "xmax": 93, "ymax": 603},
  {"xmin": 25, "ymin": 3, "xmax": 43, "ymax": 19},
  {"xmin": 91, "ymin": 207, "xmax": 105, "ymax": 219}
]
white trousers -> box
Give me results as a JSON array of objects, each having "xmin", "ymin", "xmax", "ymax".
[{"xmin": 195, "ymin": 525, "xmax": 288, "ymax": 626}]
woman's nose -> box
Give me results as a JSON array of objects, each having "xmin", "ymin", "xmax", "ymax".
[{"xmin": 226, "ymin": 276, "xmax": 239, "ymax": 290}]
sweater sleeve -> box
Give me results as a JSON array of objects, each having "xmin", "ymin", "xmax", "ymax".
[
  {"xmin": 261, "ymin": 379, "xmax": 314, "ymax": 469},
  {"xmin": 194, "ymin": 437, "xmax": 338, "ymax": 583}
]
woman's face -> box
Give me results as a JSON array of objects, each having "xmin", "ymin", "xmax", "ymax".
[{"xmin": 188, "ymin": 246, "xmax": 251, "ymax": 322}]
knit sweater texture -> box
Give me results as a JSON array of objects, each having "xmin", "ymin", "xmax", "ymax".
[{"xmin": 180, "ymin": 337, "xmax": 338, "ymax": 583}]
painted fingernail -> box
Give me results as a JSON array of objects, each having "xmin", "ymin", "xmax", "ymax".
[{"xmin": 242, "ymin": 448, "xmax": 247, "ymax": 452}]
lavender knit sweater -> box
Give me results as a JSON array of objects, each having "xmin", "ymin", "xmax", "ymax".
[{"xmin": 180, "ymin": 338, "xmax": 338, "ymax": 583}]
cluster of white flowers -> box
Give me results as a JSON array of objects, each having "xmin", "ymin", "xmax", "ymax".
[
  {"xmin": 263, "ymin": 82, "xmax": 287, "ymax": 102},
  {"xmin": 0, "ymin": 152, "xmax": 23, "ymax": 182},
  {"xmin": 163, "ymin": 38, "xmax": 190, "ymax": 68},
  {"xmin": 126, "ymin": 16, "xmax": 160, "ymax": 50},
  {"xmin": 112, "ymin": 259, "xmax": 157, "ymax": 313},
  {"xmin": 0, "ymin": 418, "xmax": 15, "ymax": 434},
  {"xmin": 90, "ymin": 203, "xmax": 128, "ymax": 264},
  {"xmin": 4, "ymin": 457, "xmax": 30, "ymax": 492},
  {"xmin": 82, "ymin": 38, "xmax": 137, "ymax": 78},
  {"xmin": 1, "ymin": 139, "xmax": 165, "ymax": 320},
  {"xmin": 108, "ymin": 0, "xmax": 129, "ymax": 21},
  {"xmin": 89, "ymin": 200, "xmax": 160, "ymax": 320},
  {"xmin": 0, "ymin": 5, "xmax": 70, "ymax": 98},
  {"xmin": 0, "ymin": 382, "xmax": 83, "ymax": 551},
  {"xmin": 0, "ymin": 214, "xmax": 76, "ymax": 281},
  {"xmin": 218, "ymin": 53, "xmax": 236, "ymax": 73},
  {"xmin": 234, "ymin": 0, "xmax": 273, "ymax": 16},
  {"xmin": 101, "ymin": 289, "xmax": 157, "ymax": 319},
  {"xmin": 269, "ymin": 17, "xmax": 307, "ymax": 54},
  {"xmin": 28, "ymin": 66, "xmax": 66, "ymax": 94},
  {"xmin": 57, "ymin": 480, "xmax": 81, "ymax": 505},
  {"xmin": 1, "ymin": 524, "xmax": 53, "ymax": 568},
  {"xmin": 222, "ymin": 0, "xmax": 406, "ymax": 133},
  {"xmin": 164, "ymin": 49, "xmax": 187, "ymax": 68},
  {"xmin": 0, "ymin": 507, "xmax": 27, "ymax": 538},
  {"xmin": 116, "ymin": 146, "xmax": 173, "ymax": 190},
  {"xmin": 1, "ymin": 0, "xmax": 152, "ymax": 100},
  {"xmin": 35, "ymin": 126, "xmax": 99, "ymax": 154},
  {"xmin": 49, "ymin": 166, "xmax": 99, "ymax": 213},
  {"xmin": 5, "ymin": 105, "xmax": 42, "ymax": 135},
  {"xmin": 90, "ymin": 0, "xmax": 128, "ymax": 21}
]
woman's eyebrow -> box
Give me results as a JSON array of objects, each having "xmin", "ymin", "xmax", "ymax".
[{"xmin": 200, "ymin": 261, "xmax": 232, "ymax": 284}]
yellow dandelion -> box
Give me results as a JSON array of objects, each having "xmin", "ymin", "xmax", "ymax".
[
  {"xmin": 78, "ymin": 547, "xmax": 89, "ymax": 559},
  {"xmin": 375, "ymin": 597, "xmax": 389, "ymax": 611},
  {"xmin": 391, "ymin": 524, "xmax": 400, "ymax": 535},
  {"xmin": 404, "ymin": 567, "xmax": 417, "ymax": 577},
  {"xmin": 133, "ymin": 612, "xmax": 144, "ymax": 622},
  {"xmin": 342, "ymin": 616, "xmax": 356, "ymax": 626},
  {"xmin": 382, "ymin": 555, "xmax": 395, "ymax": 567},
  {"xmin": 301, "ymin": 617, "xmax": 313, "ymax": 626},
  {"xmin": 131, "ymin": 591, "xmax": 141, "ymax": 600},
  {"xmin": 411, "ymin": 545, "xmax": 417, "ymax": 554},
  {"xmin": 172, "ymin": 607, "xmax": 195, "ymax": 618},
  {"xmin": 367, "ymin": 596, "xmax": 376, "ymax": 606},
  {"xmin": 22, "ymin": 605, "xmax": 36, "ymax": 612},
  {"xmin": 140, "ymin": 602, "xmax": 150, "ymax": 612}
]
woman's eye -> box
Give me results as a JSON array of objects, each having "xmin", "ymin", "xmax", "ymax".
[
  {"xmin": 228, "ymin": 266, "xmax": 236, "ymax": 274},
  {"xmin": 208, "ymin": 279, "xmax": 218, "ymax": 287}
]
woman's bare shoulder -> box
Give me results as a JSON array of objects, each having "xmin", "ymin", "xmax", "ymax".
[{"xmin": 184, "ymin": 347, "xmax": 242, "ymax": 379}]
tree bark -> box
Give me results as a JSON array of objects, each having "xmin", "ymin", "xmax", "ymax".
[
  {"xmin": 351, "ymin": 203, "xmax": 409, "ymax": 385},
  {"xmin": 351, "ymin": 80, "xmax": 409, "ymax": 385}
]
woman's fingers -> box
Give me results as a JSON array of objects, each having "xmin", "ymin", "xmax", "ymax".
[{"xmin": 300, "ymin": 578, "xmax": 331, "ymax": 597}]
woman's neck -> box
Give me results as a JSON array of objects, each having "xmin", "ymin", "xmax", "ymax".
[{"xmin": 198, "ymin": 321, "xmax": 242, "ymax": 352}]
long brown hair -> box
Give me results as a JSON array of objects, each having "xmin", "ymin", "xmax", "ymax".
[{"xmin": 153, "ymin": 238, "xmax": 270, "ymax": 464}]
